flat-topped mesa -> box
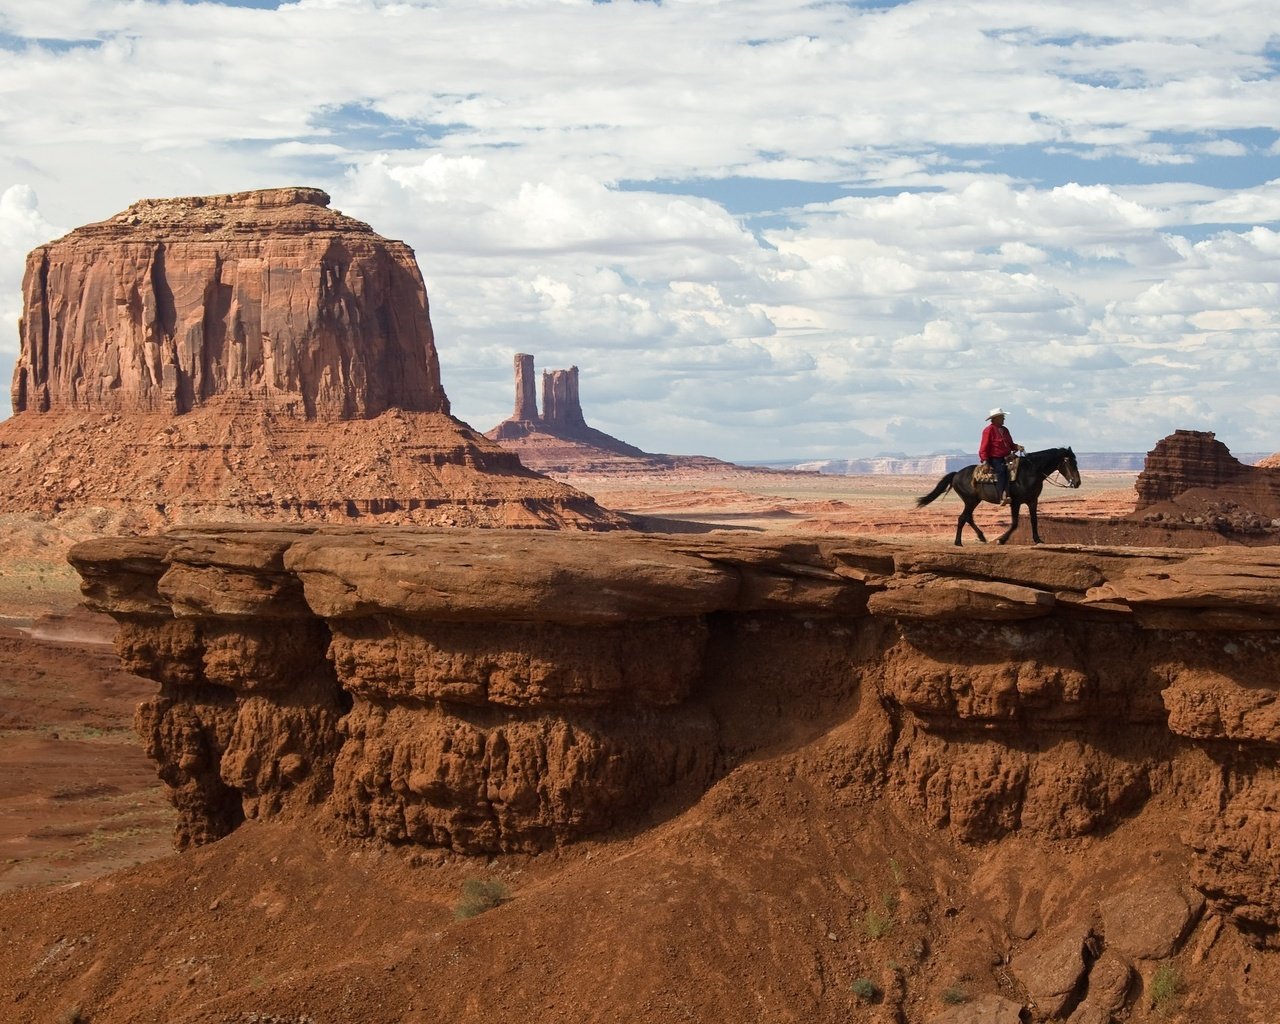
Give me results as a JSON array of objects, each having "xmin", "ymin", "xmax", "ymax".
[{"xmin": 12, "ymin": 186, "xmax": 448, "ymax": 419}]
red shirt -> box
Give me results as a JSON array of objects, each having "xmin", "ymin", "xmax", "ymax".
[{"xmin": 979, "ymin": 423, "xmax": 1015, "ymax": 462}]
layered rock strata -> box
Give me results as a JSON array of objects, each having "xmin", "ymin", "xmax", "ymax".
[
  {"xmin": 13, "ymin": 187, "xmax": 446, "ymax": 419},
  {"xmin": 71, "ymin": 529, "xmax": 1280, "ymax": 951},
  {"xmin": 1135, "ymin": 429, "xmax": 1280, "ymax": 519},
  {"xmin": 2, "ymin": 190, "xmax": 622, "ymax": 529},
  {"xmin": 0, "ymin": 406, "xmax": 623, "ymax": 528}
]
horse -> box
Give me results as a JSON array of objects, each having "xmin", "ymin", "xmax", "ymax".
[{"xmin": 915, "ymin": 447, "xmax": 1081, "ymax": 546}]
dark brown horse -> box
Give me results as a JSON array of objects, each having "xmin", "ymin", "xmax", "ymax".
[{"xmin": 916, "ymin": 447, "xmax": 1081, "ymax": 546}]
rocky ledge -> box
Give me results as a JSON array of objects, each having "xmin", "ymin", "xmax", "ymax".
[{"xmin": 70, "ymin": 529, "xmax": 1280, "ymax": 947}]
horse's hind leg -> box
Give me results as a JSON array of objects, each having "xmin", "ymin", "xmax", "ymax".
[{"xmin": 958, "ymin": 499, "xmax": 986, "ymax": 546}]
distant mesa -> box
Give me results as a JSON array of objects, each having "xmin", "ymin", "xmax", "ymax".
[
  {"xmin": 485, "ymin": 353, "xmax": 761, "ymax": 475},
  {"xmin": 1, "ymin": 187, "xmax": 623, "ymax": 529},
  {"xmin": 1134, "ymin": 429, "xmax": 1280, "ymax": 524}
]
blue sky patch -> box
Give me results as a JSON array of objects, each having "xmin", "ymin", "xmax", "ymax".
[{"xmin": 619, "ymin": 177, "xmax": 853, "ymax": 216}]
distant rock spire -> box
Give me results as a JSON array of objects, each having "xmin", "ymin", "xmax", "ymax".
[
  {"xmin": 512, "ymin": 353, "xmax": 538, "ymax": 421},
  {"xmin": 541, "ymin": 366, "xmax": 586, "ymax": 430}
]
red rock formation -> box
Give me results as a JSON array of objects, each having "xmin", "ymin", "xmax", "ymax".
[
  {"xmin": 1135, "ymin": 429, "xmax": 1280, "ymax": 522},
  {"xmin": 512, "ymin": 352, "xmax": 537, "ymax": 422},
  {"xmin": 485, "ymin": 353, "xmax": 744, "ymax": 474},
  {"xmin": 1136, "ymin": 430, "xmax": 1247, "ymax": 507},
  {"xmin": 0, "ymin": 191, "xmax": 625, "ymax": 529},
  {"xmin": 540, "ymin": 365, "xmax": 586, "ymax": 430},
  {"xmin": 13, "ymin": 187, "xmax": 447, "ymax": 420},
  {"xmin": 70, "ymin": 528, "xmax": 1280, "ymax": 961}
]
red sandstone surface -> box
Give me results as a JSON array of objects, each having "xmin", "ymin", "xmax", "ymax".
[{"xmin": 14, "ymin": 187, "xmax": 446, "ymax": 419}]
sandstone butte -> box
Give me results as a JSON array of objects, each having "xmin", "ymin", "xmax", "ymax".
[
  {"xmin": 1134, "ymin": 428, "xmax": 1280, "ymax": 523},
  {"xmin": 1, "ymin": 527, "xmax": 1272, "ymax": 1022},
  {"xmin": 0, "ymin": 187, "xmax": 621, "ymax": 529}
]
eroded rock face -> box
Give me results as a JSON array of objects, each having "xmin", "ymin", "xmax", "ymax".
[
  {"xmin": 1136, "ymin": 431, "xmax": 1245, "ymax": 507},
  {"xmin": 13, "ymin": 187, "xmax": 447, "ymax": 419},
  {"xmin": 69, "ymin": 530, "xmax": 1280, "ymax": 946},
  {"xmin": 1134, "ymin": 429, "xmax": 1280, "ymax": 521}
]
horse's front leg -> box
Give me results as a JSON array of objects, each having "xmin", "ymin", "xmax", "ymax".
[
  {"xmin": 996, "ymin": 501, "xmax": 1020, "ymax": 545},
  {"xmin": 1029, "ymin": 499, "xmax": 1041, "ymax": 544}
]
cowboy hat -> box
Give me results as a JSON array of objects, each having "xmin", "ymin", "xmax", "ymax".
[{"xmin": 986, "ymin": 407, "xmax": 1007, "ymax": 420}]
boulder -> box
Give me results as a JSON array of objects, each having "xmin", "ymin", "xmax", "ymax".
[
  {"xmin": 1010, "ymin": 921, "xmax": 1094, "ymax": 1019},
  {"xmin": 930, "ymin": 994, "xmax": 1025, "ymax": 1024}
]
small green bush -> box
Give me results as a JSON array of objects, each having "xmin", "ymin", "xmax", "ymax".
[
  {"xmin": 1150, "ymin": 962, "xmax": 1183, "ymax": 1011},
  {"xmin": 851, "ymin": 977, "xmax": 879, "ymax": 1001},
  {"xmin": 454, "ymin": 878, "xmax": 512, "ymax": 920},
  {"xmin": 863, "ymin": 907, "xmax": 893, "ymax": 938},
  {"xmin": 941, "ymin": 986, "xmax": 969, "ymax": 1005}
]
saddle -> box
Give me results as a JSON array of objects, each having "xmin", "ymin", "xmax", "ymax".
[{"xmin": 974, "ymin": 454, "xmax": 1021, "ymax": 485}]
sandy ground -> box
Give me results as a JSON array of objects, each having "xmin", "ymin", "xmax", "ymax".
[
  {"xmin": 554, "ymin": 468, "xmax": 1140, "ymax": 539},
  {"xmin": 0, "ymin": 615, "xmax": 174, "ymax": 896}
]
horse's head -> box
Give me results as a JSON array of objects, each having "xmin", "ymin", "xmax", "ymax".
[{"xmin": 1059, "ymin": 447, "xmax": 1082, "ymax": 488}]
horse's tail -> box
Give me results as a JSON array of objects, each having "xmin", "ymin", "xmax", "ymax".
[{"xmin": 916, "ymin": 472, "xmax": 957, "ymax": 508}]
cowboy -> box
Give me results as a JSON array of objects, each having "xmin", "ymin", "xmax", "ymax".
[{"xmin": 979, "ymin": 407, "xmax": 1025, "ymax": 504}]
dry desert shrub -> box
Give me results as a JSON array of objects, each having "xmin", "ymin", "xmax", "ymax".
[
  {"xmin": 454, "ymin": 878, "xmax": 512, "ymax": 920},
  {"xmin": 941, "ymin": 986, "xmax": 969, "ymax": 1005},
  {"xmin": 1150, "ymin": 961, "xmax": 1183, "ymax": 1012}
]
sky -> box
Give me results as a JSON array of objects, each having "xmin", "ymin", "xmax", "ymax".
[{"xmin": 1, "ymin": 0, "xmax": 1278, "ymax": 460}]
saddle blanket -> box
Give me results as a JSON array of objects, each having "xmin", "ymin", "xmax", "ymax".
[{"xmin": 974, "ymin": 456, "xmax": 1021, "ymax": 485}]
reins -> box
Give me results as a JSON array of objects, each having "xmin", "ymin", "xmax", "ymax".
[{"xmin": 1024, "ymin": 450, "xmax": 1079, "ymax": 489}]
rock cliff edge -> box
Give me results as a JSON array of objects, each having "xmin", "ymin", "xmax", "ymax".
[{"xmin": 69, "ymin": 529, "xmax": 1280, "ymax": 956}]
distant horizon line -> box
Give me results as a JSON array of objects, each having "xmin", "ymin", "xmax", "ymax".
[{"xmin": 744, "ymin": 450, "xmax": 1275, "ymax": 467}]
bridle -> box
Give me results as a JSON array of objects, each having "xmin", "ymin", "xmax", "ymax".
[{"xmin": 1041, "ymin": 451, "xmax": 1081, "ymax": 489}]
